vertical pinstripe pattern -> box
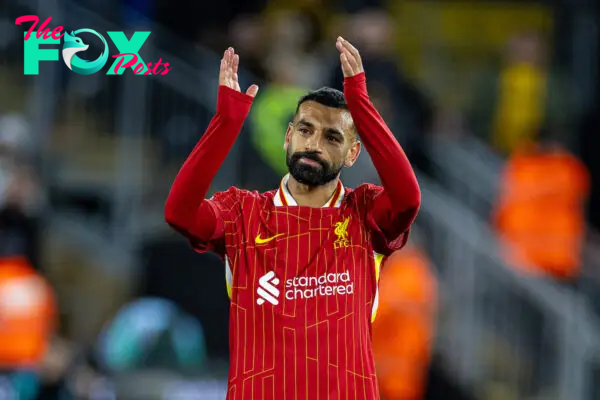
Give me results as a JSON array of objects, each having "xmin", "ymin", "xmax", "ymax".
[{"xmin": 208, "ymin": 179, "xmax": 402, "ymax": 400}]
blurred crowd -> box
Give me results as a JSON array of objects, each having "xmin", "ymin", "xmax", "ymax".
[{"xmin": 1, "ymin": 0, "xmax": 599, "ymax": 399}]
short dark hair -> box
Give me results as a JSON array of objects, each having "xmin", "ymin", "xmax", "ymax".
[
  {"xmin": 294, "ymin": 87, "xmax": 358, "ymax": 140},
  {"xmin": 295, "ymin": 87, "xmax": 348, "ymax": 114}
]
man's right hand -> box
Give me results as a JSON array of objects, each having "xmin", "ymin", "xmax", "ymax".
[{"xmin": 219, "ymin": 47, "xmax": 259, "ymax": 98}]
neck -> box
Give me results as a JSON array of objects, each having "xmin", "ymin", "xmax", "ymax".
[{"xmin": 287, "ymin": 175, "xmax": 339, "ymax": 207}]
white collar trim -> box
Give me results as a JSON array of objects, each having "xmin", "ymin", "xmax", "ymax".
[{"xmin": 273, "ymin": 174, "xmax": 344, "ymax": 208}]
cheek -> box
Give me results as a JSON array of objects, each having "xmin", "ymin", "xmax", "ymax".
[
  {"xmin": 324, "ymin": 148, "xmax": 345, "ymax": 166},
  {"xmin": 342, "ymin": 147, "xmax": 356, "ymax": 165},
  {"xmin": 289, "ymin": 134, "xmax": 307, "ymax": 151},
  {"xmin": 285, "ymin": 138, "xmax": 295, "ymax": 152},
  {"xmin": 285, "ymin": 134, "xmax": 298, "ymax": 151}
]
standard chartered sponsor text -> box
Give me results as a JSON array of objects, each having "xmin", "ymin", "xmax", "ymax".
[{"xmin": 285, "ymin": 270, "xmax": 353, "ymax": 300}]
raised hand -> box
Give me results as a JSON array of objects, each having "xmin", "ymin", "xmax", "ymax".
[
  {"xmin": 335, "ymin": 37, "xmax": 364, "ymax": 78},
  {"xmin": 219, "ymin": 47, "xmax": 259, "ymax": 98}
]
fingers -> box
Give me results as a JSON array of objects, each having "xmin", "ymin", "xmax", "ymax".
[
  {"xmin": 219, "ymin": 47, "xmax": 257, "ymax": 96},
  {"xmin": 340, "ymin": 53, "xmax": 352, "ymax": 77},
  {"xmin": 336, "ymin": 36, "xmax": 363, "ymax": 77},
  {"xmin": 340, "ymin": 37, "xmax": 361, "ymax": 61},
  {"xmin": 246, "ymin": 84, "xmax": 259, "ymax": 98},
  {"xmin": 225, "ymin": 47, "xmax": 233, "ymax": 68},
  {"xmin": 232, "ymin": 53, "xmax": 241, "ymax": 91},
  {"xmin": 219, "ymin": 47, "xmax": 237, "ymax": 88},
  {"xmin": 219, "ymin": 50, "xmax": 227, "ymax": 85},
  {"xmin": 219, "ymin": 59, "xmax": 226, "ymax": 84},
  {"xmin": 232, "ymin": 69, "xmax": 240, "ymax": 92},
  {"xmin": 232, "ymin": 53, "xmax": 239, "ymax": 75},
  {"xmin": 219, "ymin": 48, "xmax": 231, "ymax": 86}
]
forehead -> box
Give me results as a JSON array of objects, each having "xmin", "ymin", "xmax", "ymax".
[{"xmin": 295, "ymin": 101, "xmax": 354, "ymax": 133}]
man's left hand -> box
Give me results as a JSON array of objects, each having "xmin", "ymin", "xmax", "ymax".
[{"xmin": 336, "ymin": 36, "xmax": 364, "ymax": 78}]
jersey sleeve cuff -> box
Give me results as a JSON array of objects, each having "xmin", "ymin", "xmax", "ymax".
[
  {"xmin": 343, "ymin": 72, "xmax": 367, "ymax": 90},
  {"xmin": 217, "ymin": 85, "xmax": 254, "ymax": 119}
]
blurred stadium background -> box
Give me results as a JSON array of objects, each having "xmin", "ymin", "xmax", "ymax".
[{"xmin": 1, "ymin": 0, "xmax": 600, "ymax": 399}]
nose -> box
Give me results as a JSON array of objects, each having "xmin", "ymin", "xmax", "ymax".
[{"xmin": 304, "ymin": 133, "xmax": 323, "ymax": 153}]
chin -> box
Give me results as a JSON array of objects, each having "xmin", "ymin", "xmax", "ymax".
[{"xmin": 291, "ymin": 171, "xmax": 322, "ymax": 187}]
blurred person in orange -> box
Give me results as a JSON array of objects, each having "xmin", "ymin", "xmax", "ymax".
[
  {"xmin": 0, "ymin": 256, "xmax": 56, "ymax": 367},
  {"xmin": 467, "ymin": 31, "xmax": 573, "ymax": 156},
  {"xmin": 0, "ymin": 256, "xmax": 57, "ymax": 399},
  {"xmin": 372, "ymin": 239, "xmax": 437, "ymax": 400},
  {"xmin": 493, "ymin": 130, "xmax": 590, "ymax": 282}
]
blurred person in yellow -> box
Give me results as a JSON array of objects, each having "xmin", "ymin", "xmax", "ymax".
[
  {"xmin": 493, "ymin": 130, "xmax": 590, "ymax": 282},
  {"xmin": 467, "ymin": 31, "xmax": 573, "ymax": 156},
  {"xmin": 0, "ymin": 256, "xmax": 56, "ymax": 399},
  {"xmin": 372, "ymin": 239, "xmax": 437, "ymax": 400}
]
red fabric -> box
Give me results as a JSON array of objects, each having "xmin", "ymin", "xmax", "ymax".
[
  {"xmin": 206, "ymin": 185, "xmax": 406, "ymax": 399},
  {"xmin": 165, "ymin": 74, "xmax": 420, "ymax": 253},
  {"xmin": 164, "ymin": 85, "xmax": 254, "ymax": 244},
  {"xmin": 164, "ymin": 73, "xmax": 421, "ymax": 399},
  {"xmin": 344, "ymin": 72, "xmax": 421, "ymax": 231}
]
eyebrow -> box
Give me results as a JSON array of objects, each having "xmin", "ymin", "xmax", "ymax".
[{"xmin": 298, "ymin": 119, "xmax": 345, "ymax": 140}]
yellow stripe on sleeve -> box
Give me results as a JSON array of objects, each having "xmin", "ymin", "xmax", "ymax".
[{"xmin": 371, "ymin": 252, "xmax": 384, "ymax": 322}]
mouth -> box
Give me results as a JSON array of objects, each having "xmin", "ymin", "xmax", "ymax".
[{"xmin": 299, "ymin": 157, "xmax": 322, "ymax": 168}]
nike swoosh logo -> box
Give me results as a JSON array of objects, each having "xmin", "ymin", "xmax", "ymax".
[{"xmin": 255, "ymin": 233, "xmax": 284, "ymax": 245}]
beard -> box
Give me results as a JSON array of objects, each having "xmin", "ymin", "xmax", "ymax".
[{"xmin": 286, "ymin": 149, "xmax": 342, "ymax": 187}]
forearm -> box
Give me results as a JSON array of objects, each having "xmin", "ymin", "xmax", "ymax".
[
  {"xmin": 344, "ymin": 73, "xmax": 420, "ymax": 212},
  {"xmin": 165, "ymin": 86, "xmax": 253, "ymax": 238}
]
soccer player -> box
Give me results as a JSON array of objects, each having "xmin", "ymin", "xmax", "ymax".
[{"xmin": 165, "ymin": 37, "xmax": 421, "ymax": 400}]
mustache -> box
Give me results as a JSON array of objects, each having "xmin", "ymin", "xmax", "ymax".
[{"xmin": 291, "ymin": 151, "xmax": 326, "ymax": 168}]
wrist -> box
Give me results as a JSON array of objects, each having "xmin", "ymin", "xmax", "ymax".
[
  {"xmin": 343, "ymin": 72, "xmax": 366, "ymax": 88},
  {"xmin": 343, "ymin": 73, "xmax": 367, "ymax": 102},
  {"xmin": 217, "ymin": 86, "xmax": 254, "ymax": 119}
]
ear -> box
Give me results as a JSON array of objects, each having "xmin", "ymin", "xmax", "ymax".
[
  {"xmin": 283, "ymin": 122, "xmax": 293, "ymax": 151},
  {"xmin": 344, "ymin": 140, "xmax": 361, "ymax": 167}
]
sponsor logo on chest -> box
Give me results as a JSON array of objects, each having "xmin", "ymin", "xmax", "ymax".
[
  {"xmin": 256, "ymin": 270, "xmax": 354, "ymax": 305},
  {"xmin": 254, "ymin": 215, "xmax": 356, "ymax": 306}
]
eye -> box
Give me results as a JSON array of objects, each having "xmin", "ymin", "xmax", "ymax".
[
  {"xmin": 299, "ymin": 127, "xmax": 310, "ymax": 135},
  {"xmin": 327, "ymin": 135, "xmax": 341, "ymax": 143}
]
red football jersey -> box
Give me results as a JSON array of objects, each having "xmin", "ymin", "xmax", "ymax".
[{"xmin": 196, "ymin": 174, "xmax": 410, "ymax": 400}]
